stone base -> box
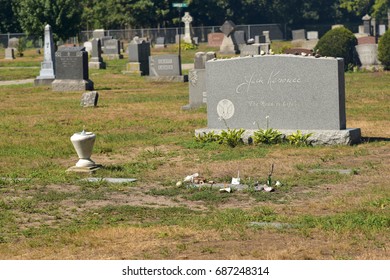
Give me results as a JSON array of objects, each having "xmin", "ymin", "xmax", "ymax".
[
  {"xmin": 146, "ymin": 75, "xmax": 188, "ymax": 82},
  {"xmin": 89, "ymin": 61, "xmax": 106, "ymax": 69},
  {"xmin": 52, "ymin": 79, "xmax": 94, "ymax": 91},
  {"xmin": 102, "ymin": 54, "xmax": 123, "ymax": 60},
  {"xmin": 66, "ymin": 164, "xmax": 102, "ymax": 173},
  {"xmin": 34, "ymin": 77, "xmax": 55, "ymax": 86},
  {"xmin": 195, "ymin": 128, "xmax": 362, "ymax": 146}
]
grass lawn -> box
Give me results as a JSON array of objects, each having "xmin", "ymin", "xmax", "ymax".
[{"xmin": 0, "ymin": 44, "xmax": 389, "ymax": 260}]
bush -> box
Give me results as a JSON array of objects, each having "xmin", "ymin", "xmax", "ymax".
[
  {"xmin": 314, "ymin": 27, "xmax": 358, "ymax": 70},
  {"xmin": 378, "ymin": 29, "xmax": 390, "ymax": 70}
]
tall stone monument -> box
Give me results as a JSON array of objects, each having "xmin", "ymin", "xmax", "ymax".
[
  {"xmin": 89, "ymin": 38, "xmax": 106, "ymax": 69},
  {"xmin": 219, "ymin": 20, "xmax": 239, "ymax": 54},
  {"xmin": 181, "ymin": 12, "xmax": 193, "ymax": 44},
  {"xmin": 35, "ymin": 24, "xmax": 56, "ymax": 85}
]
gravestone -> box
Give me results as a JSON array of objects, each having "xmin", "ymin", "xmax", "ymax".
[
  {"xmin": 80, "ymin": 91, "xmax": 99, "ymax": 107},
  {"xmin": 355, "ymin": 44, "xmax": 379, "ymax": 69},
  {"xmin": 240, "ymin": 44, "xmax": 270, "ymax": 56},
  {"xmin": 263, "ymin": 31, "xmax": 271, "ymax": 43},
  {"xmin": 124, "ymin": 38, "xmax": 150, "ymax": 75},
  {"xmin": 219, "ymin": 20, "xmax": 239, "ymax": 54},
  {"xmin": 182, "ymin": 12, "xmax": 193, "ymax": 44},
  {"xmin": 292, "ymin": 29, "xmax": 306, "ymax": 41},
  {"xmin": 379, "ymin": 25, "xmax": 386, "ymax": 35},
  {"xmin": 358, "ymin": 25, "xmax": 365, "ymax": 34},
  {"xmin": 102, "ymin": 39, "xmax": 123, "ymax": 59},
  {"xmin": 207, "ymin": 33, "xmax": 224, "ymax": 47},
  {"xmin": 255, "ymin": 35, "xmax": 266, "ymax": 44},
  {"xmin": 155, "ymin": 37, "xmax": 166, "ymax": 48},
  {"xmin": 8, "ymin": 37, "xmax": 19, "ymax": 49},
  {"xmin": 362, "ymin": 14, "xmax": 372, "ymax": 35},
  {"xmin": 4, "ymin": 48, "xmax": 15, "ymax": 60},
  {"xmin": 93, "ymin": 29, "xmax": 105, "ymax": 39},
  {"xmin": 35, "ymin": 24, "xmax": 56, "ymax": 85},
  {"xmin": 195, "ymin": 55, "xmax": 361, "ymax": 145},
  {"xmin": 148, "ymin": 54, "xmax": 187, "ymax": 82},
  {"xmin": 100, "ymin": 36, "xmax": 113, "ymax": 51},
  {"xmin": 89, "ymin": 38, "xmax": 106, "ymax": 69},
  {"xmin": 52, "ymin": 46, "xmax": 94, "ymax": 91},
  {"xmin": 307, "ymin": 31, "xmax": 318, "ymax": 40},
  {"xmin": 233, "ymin": 30, "xmax": 247, "ymax": 52},
  {"xmin": 182, "ymin": 51, "xmax": 216, "ymax": 110},
  {"xmin": 83, "ymin": 41, "xmax": 92, "ymax": 54}
]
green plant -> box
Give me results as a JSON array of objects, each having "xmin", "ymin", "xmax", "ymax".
[
  {"xmin": 286, "ymin": 130, "xmax": 313, "ymax": 146},
  {"xmin": 220, "ymin": 128, "xmax": 245, "ymax": 148},
  {"xmin": 177, "ymin": 40, "xmax": 198, "ymax": 51},
  {"xmin": 314, "ymin": 27, "xmax": 358, "ymax": 70},
  {"xmin": 253, "ymin": 128, "xmax": 282, "ymax": 144},
  {"xmin": 16, "ymin": 37, "xmax": 26, "ymax": 57},
  {"xmin": 378, "ymin": 29, "xmax": 390, "ymax": 70},
  {"xmin": 195, "ymin": 131, "xmax": 221, "ymax": 143}
]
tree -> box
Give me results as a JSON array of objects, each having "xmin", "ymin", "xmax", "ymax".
[
  {"xmin": 340, "ymin": 0, "xmax": 389, "ymax": 21},
  {"xmin": 0, "ymin": 0, "xmax": 20, "ymax": 33},
  {"xmin": 16, "ymin": 0, "xmax": 82, "ymax": 41}
]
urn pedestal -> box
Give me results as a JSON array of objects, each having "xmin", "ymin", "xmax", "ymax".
[{"xmin": 67, "ymin": 130, "xmax": 101, "ymax": 172}]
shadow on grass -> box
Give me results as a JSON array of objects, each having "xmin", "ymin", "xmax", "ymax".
[{"xmin": 361, "ymin": 137, "xmax": 390, "ymax": 143}]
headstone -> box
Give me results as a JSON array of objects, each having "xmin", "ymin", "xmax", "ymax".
[
  {"xmin": 240, "ymin": 45, "xmax": 261, "ymax": 56},
  {"xmin": 207, "ymin": 33, "xmax": 224, "ymax": 47},
  {"xmin": 4, "ymin": 48, "xmax": 15, "ymax": 60},
  {"xmin": 233, "ymin": 30, "xmax": 247, "ymax": 51},
  {"xmin": 195, "ymin": 55, "xmax": 361, "ymax": 145},
  {"xmin": 155, "ymin": 37, "xmax": 166, "ymax": 48},
  {"xmin": 148, "ymin": 54, "xmax": 187, "ymax": 82},
  {"xmin": 100, "ymin": 36, "xmax": 113, "ymax": 50},
  {"xmin": 181, "ymin": 12, "xmax": 193, "ymax": 44},
  {"xmin": 52, "ymin": 46, "xmax": 94, "ymax": 91},
  {"xmin": 355, "ymin": 44, "xmax": 379, "ymax": 69},
  {"xmin": 307, "ymin": 31, "xmax": 318, "ymax": 40},
  {"xmin": 35, "ymin": 24, "xmax": 56, "ymax": 85},
  {"xmin": 83, "ymin": 41, "xmax": 92, "ymax": 54},
  {"xmin": 93, "ymin": 29, "xmax": 105, "ymax": 39},
  {"xmin": 358, "ymin": 25, "xmax": 365, "ymax": 34},
  {"xmin": 357, "ymin": 36, "xmax": 376, "ymax": 45},
  {"xmin": 263, "ymin": 31, "xmax": 271, "ymax": 43},
  {"xmin": 89, "ymin": 38, "xmax": 106, "ymax": 69},
  {"xmin": 219, "ymin": 20, "xmax": 239, "ymax": 54},
  {"xmin": 182, "ymin": 51, "xmax": 216, "ymax": 110},
  {"xmin": 80, "ymin": 91, "xmax": 99, "ymax": 107},
  {"xmin": 8, "ymin": 37, "xmax": 19, "ymax": 49},
  {"xmin": 102, "ymin": 39, "xmax": 123, "ymax": 59},
  {"xmin": 378, "ymin": 25, "xmax": 386, "ymax": 36},
  {"xmin": 124, "ymin": 39, "xmax": 151, "ymax": 75},
  {"xmin": 255, "ymin": 35, "xmax": 266, "ymax": 44},
  {"xmin": 362, "ymin": 14, "xmax": 372, "ymax": 35},
  {"xmin": 292, "ymin": 29, "xmax": 306, "ymax": 41}
]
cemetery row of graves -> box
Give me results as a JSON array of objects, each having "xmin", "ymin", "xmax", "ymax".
[{"xmin": 0, "ymin": 17, "xmax": 389, "ymax": 259}]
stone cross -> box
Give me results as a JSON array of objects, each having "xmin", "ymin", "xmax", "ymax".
[{"xmin": 181, "ymin": 12, "xmax": 193, "ymax": 43}]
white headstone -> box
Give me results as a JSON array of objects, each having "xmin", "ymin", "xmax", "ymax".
[
  {"xmin": 181, "ymin": 12, "xmax": 193, "ymax": 44},
  {"xmin": 35, "ymin": 24, "xmax": 56, "ymax": 85}
]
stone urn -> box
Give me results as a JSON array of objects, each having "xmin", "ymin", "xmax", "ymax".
[{"xmin": 70, "ymin": 130, "xmax": 97, "ymax": 168}]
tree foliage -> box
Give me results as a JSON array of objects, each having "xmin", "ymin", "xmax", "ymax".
[
  {"xmin": 0, "ymin": 0, "xmax": 20, "ymax": 33},
  {"xmin": 378, "ymin": 29, "xmax": 390, "ymax": 69}
]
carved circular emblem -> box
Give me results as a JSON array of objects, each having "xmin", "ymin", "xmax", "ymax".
[{"xmin": 217, "ymin": 99, "xmax": 235, "ymax": 120}]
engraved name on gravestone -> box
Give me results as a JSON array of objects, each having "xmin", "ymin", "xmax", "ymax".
[{"xmin": 205, "ymin": 55, "xmax": 346, "ymax": 130}]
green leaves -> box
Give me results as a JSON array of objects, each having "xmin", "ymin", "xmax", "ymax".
[
  {"xmin": 253, "ymin": 128, "xmax": 282, "ymax": 145},
  {"xmin": 286, "ymin": 130, "xmax": 313, "ymax": 146}
]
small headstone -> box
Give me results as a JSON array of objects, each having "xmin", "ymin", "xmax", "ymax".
[
  {"xmin": 219, "ymin": 20, "xmax": 239, "ymax": 54},
  {"xmin": 155, "ymin": 37, "xmax": 166, "ymax": 48},
  {"xmin": 92, "ymin": 29, "xmax": 105, "ymax": 39},
  {"xmin": 233, "ymin": 30, "xmax": 247, "ymax": 51},
  {"xmin": 292, "ymin": 29, "xmax": 306, "ymax": 41},
  {"xmin": 195, "ymin": 55, "xmax": 361, "ymax": 145},
  {"xmin": 148, "ymin": 54, "xmax": 187, "ymax": 82},
  {"xmin": 52, "ymin": 46, "xmax": 94, "ymax": 91},
  {"xmin": 35, "ymin": 24, "xmax": 56, "ymax": 85},
  {"xmin": 358, "ymin": 25, "xmax": 365, "ymax": 34},
  {"xmin": 80, "ymin": 91, "xmax": 99, "ymax": 107},
  {"xmin": 102, "ymin": 39, "xmax": 123, "ymax": 59},
  {"xmin": 4, "ymin": 48, "xmax": 15, "ymax": 60},
  {"xmin": 240, "ymin": 45, "xmax": 261, "ymax": 56},
  {"xmin": 207, "ymin": 33, "xmax": 224, "ymax": 47},
  {"xmin": 182, "ymin": 51, "xmax": 216, "ymax": 110},
  {"xmin": 262, "ymin": 31, "xmax": 271, "ymax": 43},
  {"xmin": 8, "ymin": 37, "xmax": 19, "ymax": 49},
  {"xmin": 181, "ymin": 12, "xmax": 193, "ymax": 44},
  {"xmin": 307, "ymin": 31, "xmax": 318, "ymax": 40},
  {"xmin": 89, "ymin": 38, "xmax": 106, "ymax": 69}
]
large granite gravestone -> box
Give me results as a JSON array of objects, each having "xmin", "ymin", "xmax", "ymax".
[
  {"xmin": 52, "ymin": 47, "xmax": 94, "ymax": 91},
  {"xmin": 5, "ymin": 48, "xmax": 15, "ymax": 60},
  {"xmin": 102, "ymin": 39, "xmax": 123, "ymax": 59},
  {"xmin": 219, "ymin": 20, "xmax": 239, "ymax": 54},
  {"xmin": 207, "ymin": 33, "xmax": 224, "ymax": 47},
  {"xmin": 124, "ymin": 38, "xmax": 151, "ymax": 76},
  {"xmin": 182, "ymin": 12, "xmax": 193, "ymax": 44},
  {"xmin": 89, "ymin": 38, "xmax": 106, "ymax": 69},
  {"xmin": 35, "ymin": 24, "xmax": 56, "ymax": 85},
  {"xmin": 148, "ymin": 54, "xmax": 187, "ymax": 82},
  {"xmin": 182, "ymin": 51, "xmax": 216, "ymax": 110},
  {"xmin": 196, "ymin": 55, "xmax": 361, "ymax": 145}
]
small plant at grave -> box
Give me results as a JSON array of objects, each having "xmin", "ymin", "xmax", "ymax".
[
  {"xmin": 286, "ymin": 130, "xmax": 313, "ymax": 146},
  {"xmin": 253, "ymin": 128, "xmax": 283, "ymax": 145},
  {"xmin": 219, "ymin": 128, "xmax": 245, "ymax": 148},
  {"xmin": 195, "ymin": 131, "xmax": 221, "ymax": 143},
  {"xmin": 177, "ymin": 40, "xmax": 198, "ymax": 51}
]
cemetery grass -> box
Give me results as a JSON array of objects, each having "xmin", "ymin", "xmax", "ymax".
[{"xmin": 0, "ymin": 53, "xmax": 389, "ymax": 260}]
